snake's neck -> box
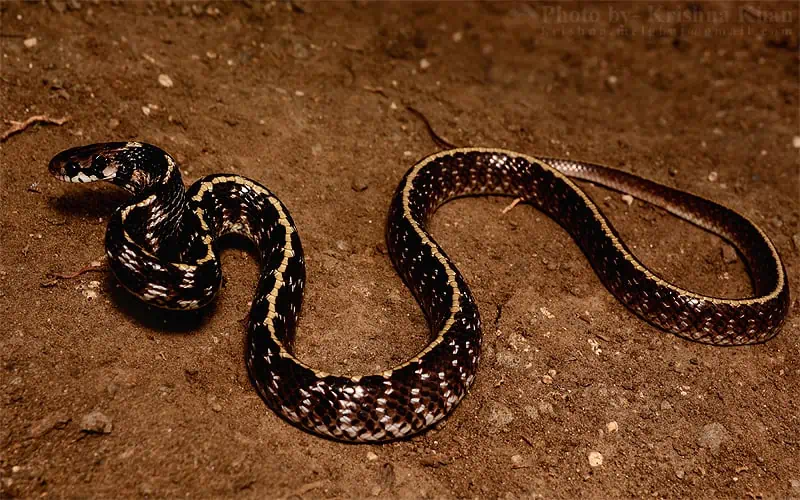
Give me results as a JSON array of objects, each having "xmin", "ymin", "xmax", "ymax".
[{"xmin": 112, "ymin": 145, "xmax": 188, "ymax": 257}]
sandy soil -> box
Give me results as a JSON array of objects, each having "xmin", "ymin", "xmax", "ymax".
[{"xmin": 1, "ymin": 1, "xmax": 799, "ymax": 498}]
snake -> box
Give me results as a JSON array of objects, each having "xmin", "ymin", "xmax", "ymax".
[{"xmin": 48, "ymin": 142, "xmax": 790, "ymax": 442}]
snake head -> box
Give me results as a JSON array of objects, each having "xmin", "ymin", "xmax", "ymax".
[{"xmin": 48, "ymin": 142, "xmax": 131, "ymax": 183}]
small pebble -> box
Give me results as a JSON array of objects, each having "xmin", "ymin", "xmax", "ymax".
[
  {"xmin": 207, "ymin": 395, "xmax": 222, "ymax": 412},
  {"xmin": 541, "ymin": 374, "xmax": 553, "ymax": 385},
  {"xmin": 419, "ymin": 58, "xmax": 431, "ymax": 70},
  {"xmin": 720, "ymin": 245, "xmax": 737, "ymax": 264},
  {"xmin": 80, "ymin": 410, "xmax": 113, "ymax": 434},
  {"xmin": 142, "ymin": 106, "xmax": 151, "ymax": 116},
  {"xmin": 366, "ymin": 451, "xmax": 378, "ymax": 461},
  {"xmin": 539, "ymin": 307, "xmax": 554, "ymax": 319},
  {"xmin": 660, "ymin": 400, "xmax": 672, "ymax": 411},
  {"xmin": 511, "ymin": 454, "xmax": 524, "ymax": 465},
  {"xmin": 158, "ymin": 74, "xmax": 173, "ymax": 88},
  {"xmin": 707, "ymin": 171, "xmax": 719, "ymax": 182},
  {"xmin": 351, "ymin": 180, "xmax": 368, "ymax": 192},
  {"xmin": 698, "ymin": 422, "xmax": 729, "ymax": 454},
  {"xmin": 791, "ymin": 479, "xmax": 800, "ymax": 490},
  {"xmin": 108, "ymin": 118, "xmax": 120, "ymax": 130},
  {"xmin": 606, "ymin": 421, "xmax": 618, "ymax": 433},
  {"xmin": 24, "ymin": 37, "xmax": 37, "ymax": 48},
  {"xmin": 483, "ymin": 402, "xmax": 514, "ymax": 433},
  {"xmin": 792, "ymin": 136, "xmax": 800, "ymax": 149},
  {"xmin": 676, "ymin": 470, "xmax": 685, "ymax": 479},
  {"xmin": 621, "ymin": 194, "xmax": 633, "ymax": 206},
  {"xmin": 452, "ymin": 31, "xmax": 463, "ymax": 42},
  {"xmin": 588, "ymin": 451, "xmax": 603, "ymax": 467},
  {"xmin": 588, "ymin": 338, "xmax": 602, "ymax": 355}
]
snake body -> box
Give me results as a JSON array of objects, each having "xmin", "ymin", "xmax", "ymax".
[{"xmin": 49, "ymin": 142, "xmax": 790, "ymax": 442}]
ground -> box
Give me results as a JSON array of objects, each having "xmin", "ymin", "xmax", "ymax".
[{"xmin": 1, "ymin": 1, "xmax": 799, "ymax": 498}]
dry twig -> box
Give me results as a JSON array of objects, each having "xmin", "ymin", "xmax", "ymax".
[{"xmin": 1, "ymin": 115, "xmax": 69, "ymax": 142}]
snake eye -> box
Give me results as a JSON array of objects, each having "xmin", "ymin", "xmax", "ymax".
[{"xmin": 64, "ymin": 161, "xmax": 81, "ymax": 178}]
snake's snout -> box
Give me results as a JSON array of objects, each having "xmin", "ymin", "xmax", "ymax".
[{"xmin": 49, "ymin": 143, "xmax": 123, "ymax": 183}]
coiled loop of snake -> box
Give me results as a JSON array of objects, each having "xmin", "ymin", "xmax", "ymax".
[{"xmin": 49, "ymin": 142, "xmax": 789, "ymax": 442}]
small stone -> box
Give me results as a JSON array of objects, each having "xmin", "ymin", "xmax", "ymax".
[
  {"xmin": 721, "ymin": 245, "xmax": 737, "ymax": 264},
  {"xmin": 621, "ymin": 194, "xmax": 633, "ymax": 206},
  {"xmin": 158, "ymin": 74, "xmax": 173, "ymax": 88},
  {"xmin": 792, "ymin": 136, "xmax": 800, "ymax": 149},
  {"xmin": 483, "ymin": 402, "xmax": 514, "ymax": 433},
  {"xmin": 351, "ymin": 180, "xmax": 368, "ymax": 192},
  {"xmin": 707, "ymin": 171, "xmax": 719, "ymax": 182},
  {"xmin": 366, "ymin": 451, "xmax": 378, "ymax": 461},
  {"xmin": 606, "ymin": 421, "xmax": 618, "ymax": 433},
  {"xmin": 452, "ymin": 32, "xmax": 463, "ymax": 42},
  {"xmin": 108, "ymin": 118, "xmax": 120, "ymax": 130},
  {"xmin": 698, "ymin": 422, "xmax": 729, "ymax": 454},
  {"xmin": 539, "ymin": 307, "xmax": 554, "ymax": 319},
  {"xmin": 668, "ymin": 167, "xmax": 678, "ymax": 176},
  {"xmin": 142, "ymin": 106, "xmax": 151, "ymax": 116},
  {"xmin": 419, "ymin": 58, "xmax": 431, "ymax": 70},
  {"xmin": 511, "ymin": 454, "xmax": 524, "ymax": 465},
  {"xmin": 23, "ymin": 37, "xmax": 37, "ymax": 48},
  {"xmin": 791, "ymin": 479, "xmax": 800, "ymax": 490},
  {"xmin": 537, "ymin": 401, "xmax": 554, "ymax": 416},
  {"xmin": 588, "ymin": 451, "xmax": 603, "ymax": 467},
  {"xmin": 541, "ymin": 374, "xmax": 553, "ymax": 385},
  {"xmin": 80, "ymin": 410, "xmax": 113, "ymax": 434},
  {"xmin": 660, "ymin": 400, "xmax": 672, "ymax": 411},
  {"xmin": 207, "ymin": 395, "xmax": 222, "ymax": 412},
  {"xmin": 311, "ymin": 143, "xmax": 323, "ymax": 156},
  {"xmin": 676, "ymin": 469, "xmax": 685, "ymax": 479}
]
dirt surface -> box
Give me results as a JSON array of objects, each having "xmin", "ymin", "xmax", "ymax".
[{"xmin": 1, "ymin": 1, "xmax": 799, "ymax": 498}]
